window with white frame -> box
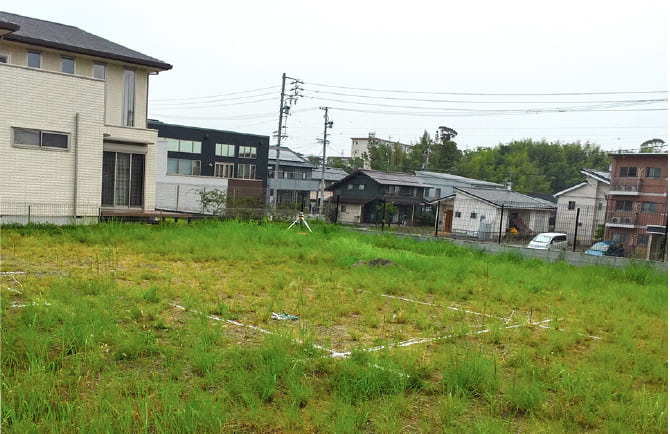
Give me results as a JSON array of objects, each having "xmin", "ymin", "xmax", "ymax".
[
  {"xmin": 0, "ymin": 52, "xmax": 9, "ymax": 63},
  {"xmin": 618, "ymin": 166, "xmax": 637, "ymax": 177},
  {"xmin": 12, "ymin": 127, "xmax": 68, "ymax": 150},
  {"xmin": 215, "ymin": 143, "xmax": 235, "ymax": 157},
  {"xmin": 214, "ymin": 162, "xmax": 234, "ymax": 178},
  {"xmin": 239, "ymin": 145, "xmax": 256, "ymax": 159},
  {"xmin": 122, "ymin": 69, "xmax": 135, "ymax": 126},
  {"xmin": 166, "ymin": 138, "xmax": 202, "ymax": 154},
  {"xmin": 347, "ymin": 184, "xmax": 353, "ymax": 190},
  {"xmin": 237, "ymin": 164, "xmax": 256, "ymax": 179},
  {"xmin": 27, "ymin": 51, "xmax": 40, "ymax": 68},
  {"xmin": 61, "ymin": 57, "xmax": 75, "ymax": 74},
  {"xmin": 167, "ymin": 158, "xmax": 201, "ymax": 175},
  {"xmin": 93, "ymin": 63, "xmax": 106, "ymax": 80},
  {"xmin": 358, "ymin": 184, "xmax": 365, "ymax": 190}
]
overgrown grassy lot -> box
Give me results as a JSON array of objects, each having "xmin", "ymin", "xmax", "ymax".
[{"xmin": 1, "ymin": 221, "xmax": 667, "ymax": 432}]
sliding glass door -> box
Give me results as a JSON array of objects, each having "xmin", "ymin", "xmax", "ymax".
[{"xmin": 102, "ymin": 151, "xmax": 144, "ymax": 207}]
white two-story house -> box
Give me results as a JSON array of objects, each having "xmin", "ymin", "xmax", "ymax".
[{"xmin": 0, "ymin": 11, "xmax": 171, "ymax": 224}]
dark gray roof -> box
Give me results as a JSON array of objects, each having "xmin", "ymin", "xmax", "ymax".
[
  {"xmin": 311, "ymin": 167, "xmax": 349, "ymax": 182},
  {"xmin": 361, "ymin": 170, "xmax": 426, "ymax": 187},
  {"xmin": 0, "ymin": 11, "xmax": 171, "ymax": 70},
  {"xmin": 455, "ymin": 187, "xmax": 556, "ymax": 209},
  {"xmin": 268, "ymin": 147, "xmax": 311, "ymax": 165}
]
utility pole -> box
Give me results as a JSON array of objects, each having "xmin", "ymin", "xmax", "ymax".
[
  {"xmin": 270, "ymin": 73, "xmax": 303, "ymax": 208},
  {"xmin": 317, "ymin": 106, "xmax": 333, "ymax": 220}
]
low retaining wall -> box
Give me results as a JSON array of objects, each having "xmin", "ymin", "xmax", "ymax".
[{"xmin": 349, "ymin": 227, "xmax": 668, "ymax": 272}]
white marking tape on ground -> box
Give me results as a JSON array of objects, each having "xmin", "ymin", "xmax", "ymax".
[
  {"xmin": 170, "ymin": 303, "xmax": 336, "ymax": 356},
  {"xmin": 380, "ymin": 293, "xmax": 508, "ymax": 321},
  {"xmin": 536, "ymin": 323, "xmax": 602, "ymax": 340},
  {"xmin": 0, "ymin": 271, "xmax": 27, "ymax": 276},
  {"xmin": 8, "ymin": 301, "xmax": 51, "ymax": 308},
  {"xmin": 347, "ymin": 318, "xmax": 559, "ymax": 356}
]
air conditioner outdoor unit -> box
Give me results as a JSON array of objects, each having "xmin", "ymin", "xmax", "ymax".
[
  {"xmin": 625, "ymin": 185, "xmax": 634, "ymax": 192},
  {"xmin": 623, "ymin": 217, "xmax": 632, "ymax": 224},
  {"xmin": 615, "ymin": 185, "xmax": 623, "ymax": 191},
  {"xmin": 611, "ymin": 217, "xmax": 619, "ymax": 223}
]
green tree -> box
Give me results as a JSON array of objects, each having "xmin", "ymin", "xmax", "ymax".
[
  {"xmin": 640, "ymin": 138, "xmax": 666, "ymax": 153},
  {"xmin": 376, "ymin": 202, "xmax": 398, "ymax": 225},
  {"xmin": 455, "ymin": 139, "xmax": 610, "ymax": 194}
]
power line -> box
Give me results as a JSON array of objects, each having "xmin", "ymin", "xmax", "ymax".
[
  {"xmin": 150, "ymin": 86, "xmax": 279, "ymax": 102},
  {"xmin": 304, "ymin": 88, "xmax": 667, "ymax": 105},
  {"xmin": 325, "ymin": 105, "xmax": 667, "ymax": 118},
  {"xmin": 150, "ymin": 91, "xmax": 278, "ymax": 107},
  {"xmin": 304, "ymin": 81, "xmax": 668, "ymax": 97}
]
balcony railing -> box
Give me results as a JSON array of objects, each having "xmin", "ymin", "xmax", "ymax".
[{"xmin": 609, "ymin": 178, "xmax": 642, "ymax": 194}]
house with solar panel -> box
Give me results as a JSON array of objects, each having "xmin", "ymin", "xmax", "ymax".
[{"xmin": 0, "ymin": 11, "xmax": 171, "ymax": 223}]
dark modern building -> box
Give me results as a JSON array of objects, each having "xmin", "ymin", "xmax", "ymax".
[{"xmin": 148, "ymin": 120, "xmax": 269, "ymax": 213}]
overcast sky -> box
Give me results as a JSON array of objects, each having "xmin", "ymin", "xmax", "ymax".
[{"xmin": 5, "ymin": 0, "xmax": 669, "ymax": 158}]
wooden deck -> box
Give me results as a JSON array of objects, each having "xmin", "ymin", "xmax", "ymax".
[{"xmin": 100, "ymin": 208, "xmax": 193, "ymax": 222}]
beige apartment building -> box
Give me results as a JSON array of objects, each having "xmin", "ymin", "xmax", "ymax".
[{"xmin": 0, "ymin": 12, "xmax": 171, "ymax": 223}]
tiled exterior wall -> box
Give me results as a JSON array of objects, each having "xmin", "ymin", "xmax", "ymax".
[
  {"xmin": 0, "ymin": 39, "xmax": 160, "ymax": 218},
  {"xmin": 0, "ymin": 63, "xmax": 104, "ymax": 215}
]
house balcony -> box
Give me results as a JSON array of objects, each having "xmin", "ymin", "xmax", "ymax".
[
  {"xmin": 609, "ymin": 178, "xmax": 642, "ymax": 196},
  {"xmin": 606, "ymin": 211, "xmax": 637, "ymax": 228}
]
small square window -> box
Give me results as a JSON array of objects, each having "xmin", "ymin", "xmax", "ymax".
[
  {"xmin": 641, "ymin": 202, "xmax": 658, "ymax": 213},
  {"xmin": 612, "ymin": 232, "xmax": 627, "ymax": 244},
  {"xmin": 61, "ymin": 57, "xmax": 75, "ymax": 74},
  {"xmin": 647, "ymin": 167, "xmax": 662, "ymax": 178},
  {"xmin": 455, "ymin": 211, "xmax": 461, "ymax": 218},
  {"xmin": 615, "ymin": 200, "xmax": 633, "ymax": 211},
  {"xmin": 637, "ymin": 234, "xmax": 648, "ymax": 247},
  {"xmin": 93, "ymin": 63, "xmax": 106, "ymax": 80},
  {"xmin": 568, "ymin": 201, "xmax": 576, "ymax": 210},
  {"xmin": 358, "ymin": 184, "xmax": 365, "ymax": 190},
  {"xmin": 27, "ymin": 51, "xmax": 41, "ymax": 68},
  {"xmin": 470, "ymin": 212, "xmax": 477, "ymax": 219},
  {"xmin": 347, "ymin": 184, "xmax": 353, "ymax": 190},
  {"xmin": 166, "ymin": 138, "xmax": 179, "ymax": 152},
  {"xmin": 0, "ymin": 53, "xmax": 8, "ymax": 63}
]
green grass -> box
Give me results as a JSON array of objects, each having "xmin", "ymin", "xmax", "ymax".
[{"xmin": 1, "ymin": 220, "xmax": 667, "ymax": 432}]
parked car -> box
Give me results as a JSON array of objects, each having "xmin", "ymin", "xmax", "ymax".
[
  {"xmin": 527, "ymin": 232, "xmax": 568, "ymax": 250},
  {"xmin": 585, "ymin": 241, "xmax": 624, "ymax": 257}
]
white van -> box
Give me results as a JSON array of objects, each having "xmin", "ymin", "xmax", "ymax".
[{"xmin": 527, "ymin": 232, "xmax": 568, "ymax": 250}]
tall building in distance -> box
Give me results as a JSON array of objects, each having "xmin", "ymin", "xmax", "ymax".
[{"xmin": 350, "ymin": 133, "xmax": 411, "ymax": 170}]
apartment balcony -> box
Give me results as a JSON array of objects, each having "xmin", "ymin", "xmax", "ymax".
[
  {"xmin": 605, "ymin": 211, "xmax": 637, "ymax": 228},
  {"xmin": 609, "ymin": 178, "xmax": 642, "ymax": 196}
]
